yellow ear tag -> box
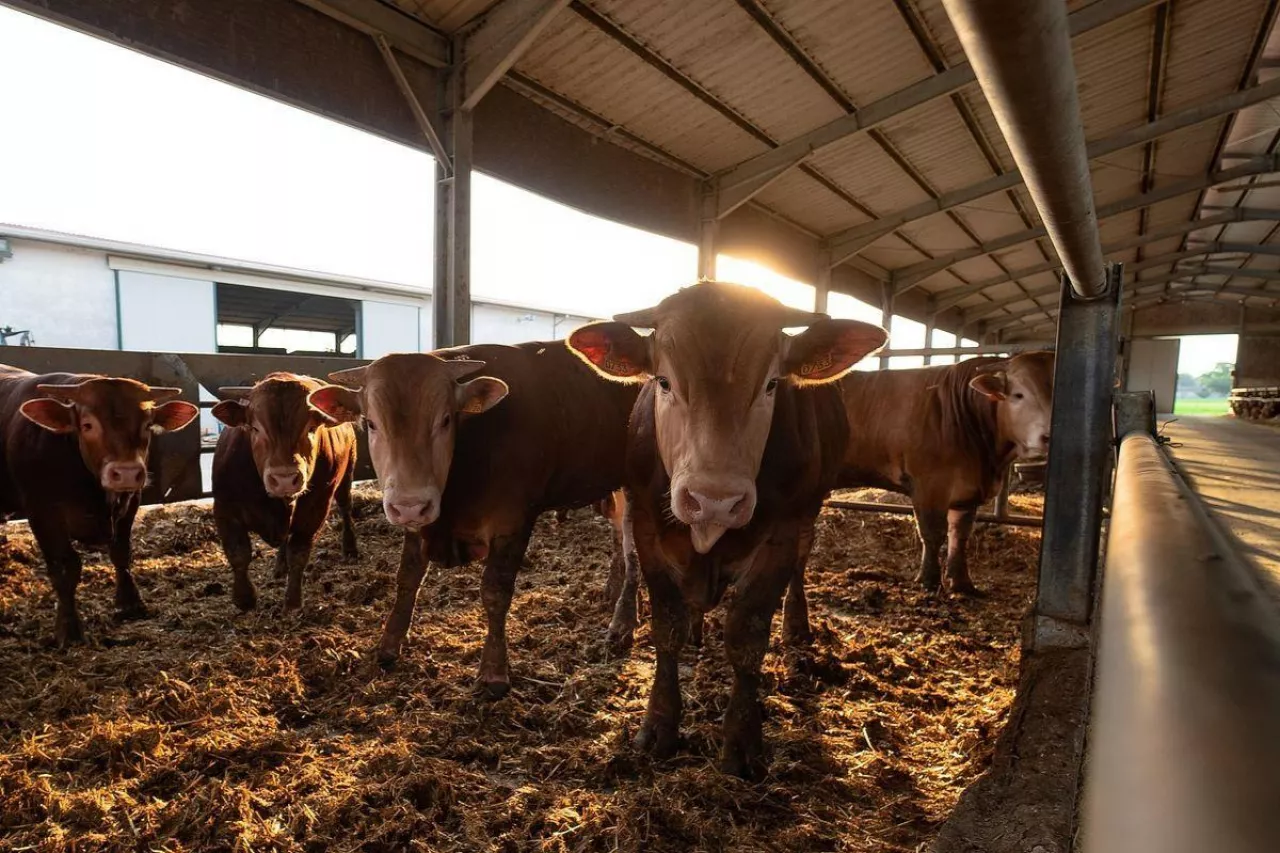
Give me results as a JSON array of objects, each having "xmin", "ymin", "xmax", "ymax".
[
  {"xmin": 461, "ymin": 398, "xmax": 485, "ymax": 415},
  {"xmin": 799, "ymin": 352, "xmax": 834, "ymax": 376}
]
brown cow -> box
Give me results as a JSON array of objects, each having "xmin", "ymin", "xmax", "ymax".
[
  {"xmin": 210, "ymin": 373, "xmax": 359, "ymax": 613},
  {"xmin": 568, "ymin": 282, "xmax": 886, "ymax": 778},
  {"xmin": 308, "ymin": 344, "xmax": 638, "ymax": 695},
  {"xmin": 783, "ymin": 352, "xmax": 1053, "ymax": 634},
  {"xmin": 0, "ymin": 365, "xmax": 198, "ymax": 645}
]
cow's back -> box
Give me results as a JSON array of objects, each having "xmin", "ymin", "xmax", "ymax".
[
  {"xmin": 438, "ymin": 342, "xmax": 639, "ymax": 521},
  {"xmin": 838, "ymin": 359, "xmax": 1006, "ymax": 494}
]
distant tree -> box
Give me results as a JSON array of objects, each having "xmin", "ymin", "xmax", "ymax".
[{"xmin": 1197, "ymin": 362, "xmax": 1234, "ymax": 397}]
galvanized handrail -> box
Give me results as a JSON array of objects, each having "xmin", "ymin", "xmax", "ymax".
[{"xmin": 1081, "ymin": 432, "xmax": 1280, "ymax": 852}]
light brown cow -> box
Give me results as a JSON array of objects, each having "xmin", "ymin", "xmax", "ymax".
[
  {"xmin": 784, "ymin": 352, "xmax": 1053, "ymax": 635},
  {"xmin": 308, "ymin": 344, "xmax": 638, "ymax": 694},
  {"xmin": 0, "ymin": 366, "xmax": 199, "ymax": 644},
  {"xmin": 210, "ymin": 373, "xmax": 359, "ymax": 613},
  {"xmin": 569, "ymin": 282, "xmax": 886, "ymax": 778}
]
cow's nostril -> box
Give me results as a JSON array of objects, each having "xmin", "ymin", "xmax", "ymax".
[
  {"xmin": 678, "ymin": 489, "xmax": 703, "ymax": 518},
  {"xmin": 1042, "ymin": 434, "xmax": 1052, "ymax": 445},
  {"xmin": 729, "ymin": 495, "xmax": 747, "ymax": 516}
]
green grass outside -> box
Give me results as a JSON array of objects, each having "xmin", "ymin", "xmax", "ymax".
[{"xmin": 1173, "ymin": 396, "xmax": 1230, "ymax": 416}]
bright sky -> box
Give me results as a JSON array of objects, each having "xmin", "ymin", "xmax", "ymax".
[{"xmin": 1172, "ymin": 334, "xmax": 1238, "ymax": 377}]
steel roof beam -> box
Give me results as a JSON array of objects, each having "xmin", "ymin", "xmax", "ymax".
[
  {"xmin": 860, "ymin": 78, "xmax": 1280, "ymax": 278},
  {"xmin": 889, "ymin": 155, "xmax": 1280, "ymax": 296},
  {"xmin": 460, "ymin": 0, "xmax": 573, "ymax": 111},
  {"xmin": 1187, "ymin": 241, "xmax": 1280, "ymax": 256},
  {"xmin": 1173, "ymin": 263, "xmax": 1280, "ymax": 280},
  {"xmin": 712, "ymin": 0, "xmax": 1160, "ymax": 200},
  {"xmin": 296, "ymin": 0, "xmax": 449, "ymax": 67},
  {"xmin": 931, "ymin": 209, "xmax": 1280, "ymax": 313}
]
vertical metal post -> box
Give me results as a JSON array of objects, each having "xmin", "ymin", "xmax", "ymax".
[
  {"xmin": 1033, "ymin": 264, "xmax": 1121, "ymax": 648},
  {"xmin": 814, "ymin": 249, "xmax": 831, "ymax": 314},
  {"xmin": 697, "ymin": 183, "xmax": 719, "ymax": 281},
  {"xmin": 879, "ymin": 282, "xmax": 894, "ymax": 369},
  {"xmin": 433, "ymin": 44, "xmax": 473, "ymax": 350},
  {"xmin": 994, "ymin": 465, "xmax": 1011, "ymax": 519},
  {"xmin": 923, "ymin": 307, "xmax": 936, "ymax": 366}
]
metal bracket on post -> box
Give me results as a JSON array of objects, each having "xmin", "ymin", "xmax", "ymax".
[
  {"xmin": 879, "ymin": 282, "xmax": 894, "ymax": 369},
  {"xmin": 1031, "ymin": 264, "xmax": 1122, "ymax": 650},
  {"xmin": 1113, "ymin": 390, "xmax": 1156, "ymax": 440}
]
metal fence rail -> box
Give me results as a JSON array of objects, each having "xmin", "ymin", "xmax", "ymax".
[{"xmin": 1081, "ymin": 432, "xmax": 1280, "ymax": 852}]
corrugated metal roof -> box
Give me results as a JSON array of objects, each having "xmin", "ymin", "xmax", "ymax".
[
  {"xmin": 385, "ymin": 0, "xmax": 499, "ymax": 31},
  {"xmin": 461, "ymin": 0, "xmax": 1280, "ymax": 330}
]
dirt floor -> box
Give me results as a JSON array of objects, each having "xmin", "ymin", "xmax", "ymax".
[{"xmin": 0, "ymin": 488, "xmax": 1044, "ymax": 853}]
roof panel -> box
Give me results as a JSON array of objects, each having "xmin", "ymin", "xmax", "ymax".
[
  {"xmin": 385, "ymin": 0, "xmax": 500, "ymax": 31},
  {"xmin": 1161, "ymin": 0, "xmax": 1270, "ymax": 113},
  {"xmin": 1073, "ymin": 9, "xmax": 1154, "ymax": 139},
  {"xmin": 752, "ymin": 169, "xmax": 871, "ymax": 234},
  {"xmin": 808, "ymin": 132, "xmax": 933, "ymax": 214},
  {"xmin": 587, "ymin": 0, "xmax": 849, "ymax": 142},
  {"xmin": 897, "ymin": 212, "xmax": 976, "ymax": 260},
  {"xmin": 763, "ymin": 0, "xmax": 937, "ymax": 106},
  {"xmin": 517, "ymin": 13, "xmax": 767, "ymax": 172},
  {"xmin": 876, "ymin": 97, "xmax": 997, "ymax": 194},
  {"xmin": 956, "ymin": 86, "xmax": 1018, "ymax": 173},
  {"xmin": 861, "ymin": 233, "xmax": 930, "ymax": 270}
]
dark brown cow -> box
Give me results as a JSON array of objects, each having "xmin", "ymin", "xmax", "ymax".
[
  {"xmin": 568, "ymin": 282, "xmax": 886, "ymax": 778},
  {"xmin": 210, "ymin": 373, "xmax": 359, "ymax": 612},
  {"xmin": 308, "ymin": 344, "xmax": 638, "ymax": 695},
  {"xmin": 0, "ymin": 365, "xmax": 198, "ymax": 644},
  {"xmin": 784, "ymin": 352, "xmax": 1053, "ymax": 632}
]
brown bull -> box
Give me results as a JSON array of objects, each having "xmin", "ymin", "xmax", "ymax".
[
  {"xmin": 569, "ymin": 282, "xmax": 886, "ymax": 778},
  {"xmin": 0, "ymin": 365, "xmax": 198, "ymax": 644},
  {"xmin": 783, "ymin": 352, "xmax": 1053, "ymax": 636},
  {"xmin": 309, "ymin": 344, "xmax": 638, "ymax": 695},
  {"xmin": 210, "ymin": 373, "xmax": 359, "ymax": 613}
]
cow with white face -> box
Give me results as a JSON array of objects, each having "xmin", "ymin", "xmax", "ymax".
[
  {"xmin": 969, "ymin": 352, "xmax": 1054, "ymax": 462},
  {"xmin": 569, "ymin": 282, "xmax": 886, "ymax": 779}
]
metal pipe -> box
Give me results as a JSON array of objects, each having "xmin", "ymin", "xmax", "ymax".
[
  {"xmin": 941, "ymin": 0, "xmax": 1106, "ymax": 297},
  {"xmin": 1081, "ymin": 433, "xmax": 1280, "ymax": 853},
  {"xmin": 824, "ymin": 500, "xmax": 1041, "ymax": 528},
  {"xmin": 1032, "ymin": 268, "xmax": 1121, "ymax": 645}
]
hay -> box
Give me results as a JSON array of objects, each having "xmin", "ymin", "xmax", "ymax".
[{"xmin": 0, "ymin": 486, "xmax": 1041, "ymax": 852}]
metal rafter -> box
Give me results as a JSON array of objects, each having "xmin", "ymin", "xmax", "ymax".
[
  {"xmin": 459, "ymin": 0, "xmax": 573, "ymax": 110},
  {"xmin": 932, "ymin": 208, "xmax": 1280, "ymax": 313},
  {"xmin": 1134, "ymin": 2, "xmax": 1171, "ymax": 266},
  {"xmin": 296, "ymin": 0, "xmax": 449, "ymax": 66},
  {"xmin": 844, "ymin": 78, "xmax": 1280, "ymax": 275},
  {"xmin": 712, "ymin": 0, "xmax": 1162, "ymax": 200}
]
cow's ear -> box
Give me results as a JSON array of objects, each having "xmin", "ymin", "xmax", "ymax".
[
  {"xmin": 567, "ymin": 322, "xmax": 651, "ymax": 381},
  {"xmin": 970, "ymin": 372, "xmax": 1009, "ymax": 401},
  {"xmin": 20, "ymin": 398, "xmax": 77, "ymax": 433},
  {"xmin": 211, "ymin": 400, "xmax": 248, "ymax": 427},
  {"xmin": 152, "ymin": 401, "xmax": 199, "ymax": 432},
  {"xmin": 784, "ymin": 319, "xmax": 887, "ymax": 384},
  {"xmin": 456, "ymin": 376, "xmax": 508, "ymax": 417},
  {"xmin": 308, "ymin": 385, "xmax": 362, "ymax": 424}
]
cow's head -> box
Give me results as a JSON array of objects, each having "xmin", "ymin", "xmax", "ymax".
[
  {"xmin": 20, "ymin": 377, "xmax": 199, "ymax": 492},
  {"xmin": 213, "ymin": 373, "xmax": 341, "ymax": 500},
  {"xmin": 969, "ymin": 351, "xmax": 1056, "ymax": 459},
  {"xmin": 568, "ymin": 282, "xmax": 886, "ymax": 553},
  {"xmin": 308, "ymin": 354, "xmax": 508, "ymax": 529}
]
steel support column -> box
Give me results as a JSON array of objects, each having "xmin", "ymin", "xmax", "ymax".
[
  {"xmin": 922, "ymin": 308, "xmax": 936, "ymax": 365},
  {"xmin": 814, "ymin": 249, "xmax": 831, "ymax": 313},
  {"xmin": 433, "ymin": 46, "xmax": 473, "ymax": 348},
  {"xmin": 879, "ymin": 282, "xmax": 894, "ymax": 369},
  {"xmin": 1033, "ymin": 266, "xmax": 1121, "ymax": 648},
  {"xmin": 697, "ymin": 184, "xmax": 719, "ymax": 280}
]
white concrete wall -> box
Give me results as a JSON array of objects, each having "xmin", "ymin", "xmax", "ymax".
[
  {"xmin": 0, "ymin": 238, "xmax": 118, "ymax": 349},
  {"xmin": 361, "ymin": 300, "xmax": 421, "ymax": 358},
  {"xmin": 471, "ymin": 303, "xmax": 594, "ymax": 345},
  {"xmin": 117, "ymin": 270, "xmax": 216, "ymax": 352}
]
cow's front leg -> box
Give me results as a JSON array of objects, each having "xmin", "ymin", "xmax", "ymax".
[
  {"xmin": 377, "ymin": 530, "xmax": 427, "ymax": 667},
  {"xmin": 946, "ymin": 507, "xmax": 981, "ymax": 595},
  {"xmin": 720, "ymin": 536, "xmax": 793, "ymax": 780},
  {"xmin": 29, "ymin": 516, "xmax": 84, "ymax": 647},
  {"xmin": 282, "ymin": 532, "xmax": 315, "ymax": 613},
  {"xmin": 636, "ymin": 566, "xmax": 687, "ymax": 760},
  {"xmin": 605, "ymin": 499, "xmax": 641, "ymax": 654},
  {"xmin": 782, "ymin": 516, "xmax": 817, "ymax": 646},
  {"xmin": 478, "ymin": 523, "xmax": 534, "ymax": 698},
  {"xmin": 217, "ymin": 514, "xmax": 257, "ymax": 612},
  {"xmin": 912, "ymin": 505, "xmax": 948, "ymax": 591},
  {"xmin": 108, "ymin": 503, "xmax": 147, "ymax": 620},
  {"xmin": 336, "ymin": 464, "xmax": 359, "ymax": 561}
]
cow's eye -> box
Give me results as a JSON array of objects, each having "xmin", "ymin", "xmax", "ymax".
[
  {"xmin": 765, "ymin": 377, "xmax": 780, "ymax": 394},
  {"xmin": 1013, "ymin": 392, "xmax": 1025, "ymax": 400},
  {"xmin": 366, "ymin": 419, "xmax": 378, "ymax": 433},
  {"xmin": 655, "ymin": 376, "xmax": 671, "ymax": 393},
  {"xmin": 441, "ymin": 413, "xmax": 452, "ymax": 430},
  {"xmin": 80, "ymin": 420, "xmax": 94, "ymax": 434}
]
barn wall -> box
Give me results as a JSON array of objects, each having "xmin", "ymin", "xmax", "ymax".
[
  {"xmin": 1235, "ymin": 334, "xmax": 1280, "ymax": 387},
  {"xmin": 1128, "ymin": 302, "xmax": 1280, "ymax": 336},
  {"xmin": 118, "ymin": 271, "xmax": 217, "ymax": 353},
  {"xmin": 0, "ymin": 238, "xmax": 118, "ymax": 349}
]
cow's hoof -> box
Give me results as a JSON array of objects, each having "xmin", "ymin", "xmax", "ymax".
[
  {"xmin": 914, "ymin": 573, "xmax": 942, "ymax": 593},
  {"xmin": 342, "ymin": 546, "xmax": 360, "ymax": 563},
  {"xmin": 635, "ymin": 718, "xmax": 679, "ymax": 760},
  {"xmin": 54, "ymin": 619, "xmax": 85, "ymax": 648},
  {"xmin": 719, "ymin": 745, "xmax": 766, "ymax": 782},
  {"xmin": 782, "ymin": 625, "xmax": 813, "ymax": 648},
  {"xmin": 605, "ymin": 625, "xmax": 635, "ymax": 657},
  {"xmin": 232, "ymin": 587, "xmax": 257, "ymax": 612},
  {"xmin": 478, "ymin": 677, "xmax": 511, "ymax": 700},
  {"xmin": 950, "ymin": 580, "xmax": 986, "ymax": 598},
  {"xmin": 375, "ymin": 648, "xmax": 400, "ymax": 671},
  {"xmin": 114, "ymin": 602, "xmax": 150, "ymax": 622}
]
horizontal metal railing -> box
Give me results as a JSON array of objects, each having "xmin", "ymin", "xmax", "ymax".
[{"xmin": 1080, "ymin": 432, "xmax": 1280, "ymax": 852}]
